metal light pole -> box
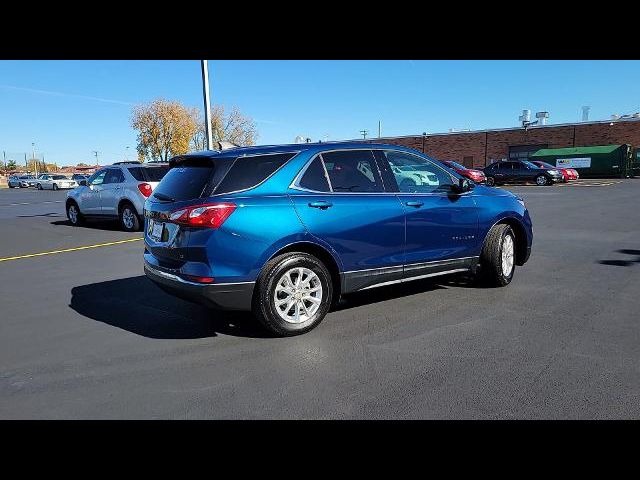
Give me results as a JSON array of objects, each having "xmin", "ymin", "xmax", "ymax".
[
  {"xmin": 378, "ymin": 121, "xmax": 381, "ymax": 138},
  {"xmin": 32, "ymin": 142, "xmax": 37, "ymax": 177},
  {"xmin": 201, "ymin": 60, "xmax": 213, "ymax": 150}
]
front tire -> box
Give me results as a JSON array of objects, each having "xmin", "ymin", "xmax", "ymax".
[
  {"xmin": 67, "ymin": 201, "xmax": 84, "ymax": 226},
  {"xmin": 252, "ymin": 252, "xmax": 333, "ymax": 336},
  {"xmin": 486, "ymin": 176, "xmax": 496, "ymax": 186},
  {"xmin": 477, "ymin": 224, "xmax": 516, "ymax": 287},
  {"xmin": 119, "ymin": 202, "xmax": 140, "ymax": 232},
  {"xmin": 53, "ymin": 183, "xmax": 58, "ymax": 191},
  {"xmin": 37, "ymin": 183, "xmax": 42, "ymax": 190},
  {"xmin": 535, "ymin": 175, "xmax": 548, "ymax": 186}
]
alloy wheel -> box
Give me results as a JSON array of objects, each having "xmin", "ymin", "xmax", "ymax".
[{"xmin": 273, "ymin": 267, "xmax": 323, "ymax": 324}]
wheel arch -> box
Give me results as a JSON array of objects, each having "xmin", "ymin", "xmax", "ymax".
[
  {"xmin": 266, "ymin": 241, "xmax": 343, "ymax": 299},
  {"xmin": 117, "ymin": 197, "xmax": 139, "ymax": 215},
  {"xmin": 487, "ymin": 217, "xmax": 528, "ymax": 266}
]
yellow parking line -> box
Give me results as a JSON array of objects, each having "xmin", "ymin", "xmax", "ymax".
[{"xmin": 0, "ymin": 238, "xmax": 143, "ymax": 263}]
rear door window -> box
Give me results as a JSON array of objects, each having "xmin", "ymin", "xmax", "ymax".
[
  {"xmin": 127, "ymin": 166, "xmax": 170, "ymax": 182},
  {"xmin": 320, "ymin": 150, "xmax": 383, "ymax": 193},
  {"xmin": 214, "ymin": 153, "xmax": 295, "ymax": 194}
]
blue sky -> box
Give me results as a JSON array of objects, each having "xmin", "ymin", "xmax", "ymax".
[{"xmin": 1, "ymin": 60, "xmax": 639, "ymax": 166}]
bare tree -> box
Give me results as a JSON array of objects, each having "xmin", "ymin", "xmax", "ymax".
[{"xmin": 191, "ymin": 105, "xmax": 258, "ymax": 151}]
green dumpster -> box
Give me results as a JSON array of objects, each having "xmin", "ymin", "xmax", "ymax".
[{"xmin": 530, "ymin": 144, "xmax": 634, "ymax": 178}]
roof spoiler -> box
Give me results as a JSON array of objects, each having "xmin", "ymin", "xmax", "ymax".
[{"xmin": 218, "ymin": 141, "xmax": 239, "ymax": 150}]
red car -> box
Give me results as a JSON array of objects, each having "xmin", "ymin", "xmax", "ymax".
[
  {"xmin": 441, "ymin": 160, "xmax": 486, "ymax": 183},
  {"xmin": 531, "ymin": 161, "xmax": 579, "ymax": 182}
]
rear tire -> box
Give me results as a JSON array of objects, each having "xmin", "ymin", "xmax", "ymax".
[
  {"xmin": 252, "ymin": 252, "xmax": 333, "ymax": 336},
  {"xmin": 67, "ymin": 201, "xmax": 84, "ymax": 226},
  {"xmin": 477, "ymin": 224, "xmax": 516, "ymax": 287},
  {"xmin": 119, "ymin": 202, "xmax": 140, "ymax": 232}
]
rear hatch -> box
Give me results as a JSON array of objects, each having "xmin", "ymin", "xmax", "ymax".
[
  {"xmin": 144, "ymin": 152, "xmax": 295, "ymax": 273},
  {"xmin": 143, "ymin": 155, "xmax": 235, "ymax": 269}
]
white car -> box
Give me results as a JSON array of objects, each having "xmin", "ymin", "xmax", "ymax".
[
  {"xmin": 391, "ymin": 165, "xmax": 440, "ymax": 187},
  {"xmin": 66, "ymin": 162, "xmax": 170, "ymax": 231},
  {"xmin": 36, "ymin": 174, "xmax": 78, "ymax": 190}
]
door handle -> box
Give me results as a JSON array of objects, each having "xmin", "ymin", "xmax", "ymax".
[
  {"xmin": 405, "ymin": 201, "xmax": 424, "ymax": 208},
  {"xmin": 308, "ymin": 201, "xmax": 333, "ymax": 210}
]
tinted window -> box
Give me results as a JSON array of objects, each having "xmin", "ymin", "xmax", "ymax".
[
  {"xmin": 154, "ymin": 165, "xmax": 215, "ymax": 201},
  {"xmin": 298, "ymin": 157, "xmax": 330, "ymax": 192},
  {"xmin": 382, "ymin": 150, "xmax": 455, "ymax": 194},
  {"xmin": 446, "ymin": 160, "xmax": 466, "ymax": 170},
  {"xmin": 52, "ymin": 175, "xmax": 67, "ymax": 180},
  {"xmin": 128, "ymin": 166, "xmax": 170, "ymax": 182},
  {"xmin": 321, "ymin": 150, "xmax": 383, "ymax": 193},
  {"xmin": 104, "ymin": 169, "xmax": 125, "ymax": 184},
  {"xmin": 88, "ymin": 170, "xmax": 106, "ymax": 186},
  {"xmin": 522, "ymin": 160, "xmax": 540, "ymax": 169},
  {"xmin": 215, "ymin": 153, "xmax": 294, "ymax": 194}
]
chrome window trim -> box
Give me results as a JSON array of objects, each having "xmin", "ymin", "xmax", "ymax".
[{"xmin": 289, "ymin": 147, "xmax": 464, "ymax": 196}]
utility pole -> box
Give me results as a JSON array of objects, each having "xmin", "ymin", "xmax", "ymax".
[
  {"xmin": 201, "ymin": 60, "xmax": 213, "ymax": 150},
  {"xmin": 126, "ymin": 146, "xmax": 130, "ymax": 161},
  {"xmin": 32, "ymin": 142, "xmax": 37, "ymax": 177},
  {"xmin": 92, "ymin": 151, "xmax": 99, "ymax": 166},
  {"xmin": 378, "ymin": 121, "xmax": 382, "ymax": 138},
  {"xmin": 360, "ymin": 129, "xmax": 368, "ymax": 140}
]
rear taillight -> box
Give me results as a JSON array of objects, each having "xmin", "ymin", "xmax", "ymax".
[
  {"xmin": 138, "ymin": 183, "xmax": 152, "ymax": 197},
  {"xmin": 169, "ymin": 202, "xmax": 236, "ymax": 229},
  {"xmin": 181, "ymin": 274, "xmax": 215, "ymax": 284}
]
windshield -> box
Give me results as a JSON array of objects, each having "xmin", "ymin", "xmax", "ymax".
[{"xmin": 522, "ymin": 160, "xmax": 540, "ymax": 169}]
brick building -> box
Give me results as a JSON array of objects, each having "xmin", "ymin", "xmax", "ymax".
[{"xmin": 364, "ymin": 118, "xmax": 640, "ymax": 169}]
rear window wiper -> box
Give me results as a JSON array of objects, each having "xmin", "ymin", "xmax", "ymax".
[{"xmin": 153, "ymin": 192, "xmax": 175, "ymax": 202}]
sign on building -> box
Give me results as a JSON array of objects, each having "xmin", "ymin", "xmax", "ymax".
[{"xmin": 556, "ymin": 157, "xmax": 592, "ymax": 168}]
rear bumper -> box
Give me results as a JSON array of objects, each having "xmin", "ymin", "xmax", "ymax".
[{"xmin": 144, "ymin": 260, "xmax": 254, "ymax": 311}]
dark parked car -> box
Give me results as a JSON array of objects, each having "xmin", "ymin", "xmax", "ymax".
[
  {"xmin": 483, "ymin": 160, "xmax": 563, "ymax": 186},
  {"xmin": 71, "ymin": 174, "xmax": 89, "ymax": 182},
  {"xmin": 143, "ymin": 142, "xmax": 533, "ymax": 336}
]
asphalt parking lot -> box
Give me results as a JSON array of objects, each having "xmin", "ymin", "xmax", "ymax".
[{"xmin": 1, "ymin": 180, "xmax": 639, "ymax": 419}]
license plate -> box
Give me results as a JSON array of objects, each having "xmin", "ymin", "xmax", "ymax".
[{"xmin": 149, "ymin": 220, "xmax": 164, "ymax": 241}]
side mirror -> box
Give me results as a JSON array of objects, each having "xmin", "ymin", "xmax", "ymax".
[{"xmin": 79, "ymin": 180, "xmax": 88, "ymax": 186}]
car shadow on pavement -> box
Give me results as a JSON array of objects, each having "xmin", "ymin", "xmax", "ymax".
[
  {"xmin": 51, "ymin": 219, "xmax": 124, "ymax": 232},
  {"xmin": 70, "ymin": 276, "xmax": 273, "ymax": 339},
  {"xmin": 598, "ymin": 249, "xmax": 640, "ymax": 267}
]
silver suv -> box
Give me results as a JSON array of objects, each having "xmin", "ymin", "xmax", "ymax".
[{"xmin": 65, "ymin": 162, "xmax": 170, "ymax": 231}]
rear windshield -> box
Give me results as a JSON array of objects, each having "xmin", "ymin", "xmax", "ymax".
[
  {"xmin": 153, "ymin": 164, "xmax": 216, "ymax": 201},
  {"xmin": 52, "ymin": 175, "xmax": 67, "ymax": 180},
  {"xmin": 128, "ymin": 166, "xmax": 170, "ymax": 182}
]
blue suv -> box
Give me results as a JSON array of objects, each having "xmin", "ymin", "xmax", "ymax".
[{"xmin": 143, "ymin": 143, "xmax": 532, "ymax": 336}]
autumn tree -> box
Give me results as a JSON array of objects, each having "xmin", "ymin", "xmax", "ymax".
[
  {"xmin": 191, "ymin": 105, "xmax": 258, "ymax": 151},
  {"xmin": 131, "ymin": 98, "xmax": 199, "ymax": 162}
]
